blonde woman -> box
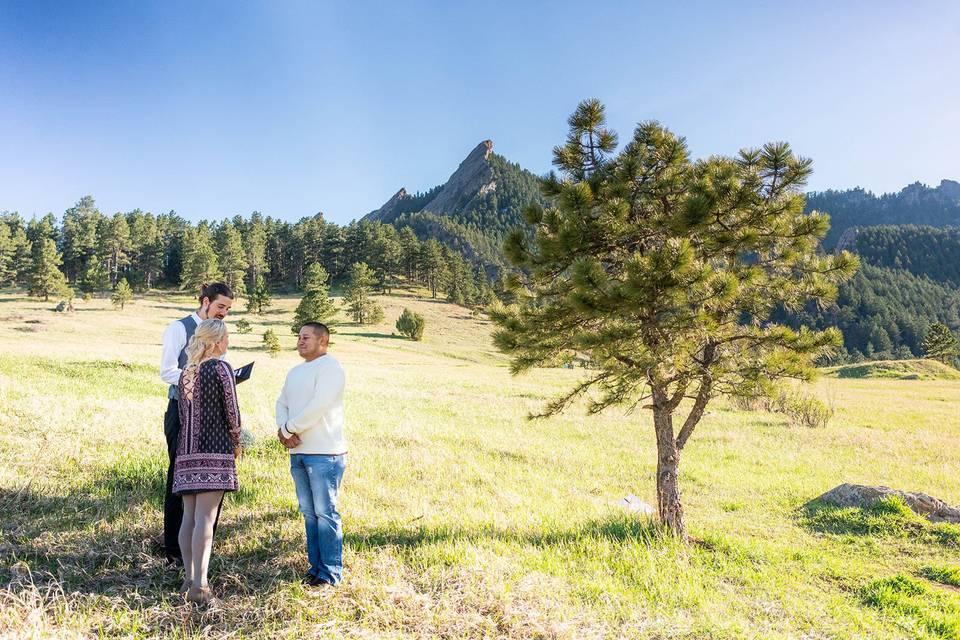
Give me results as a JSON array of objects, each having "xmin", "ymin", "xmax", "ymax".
[{"xmin": 172, "ymin": 318, "xmax": 241, "ymax": 603}]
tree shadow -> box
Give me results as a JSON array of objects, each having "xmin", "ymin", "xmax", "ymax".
[
  {"xmin": 0, "ymin": 461, "xmax": 304, "ymax": 603},
  {"xmin": 347, "ymin": 514, "xmax": 668, "ymax": 551},
  {"xmin": 346, "ymin": 332, "xmax": 405, "ymax": 340}
]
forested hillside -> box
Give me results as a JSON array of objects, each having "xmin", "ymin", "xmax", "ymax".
[
  {"xmin": 807, "ymin": 179, "xmax": 960, "ymax": 248},
  {"xmin": 850, "ymin": 225, "xmax": 960, "ymax": 287}
]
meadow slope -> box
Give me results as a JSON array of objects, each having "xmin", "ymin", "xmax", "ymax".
[{"xmin": 1, "ymin": 290, "xmax": 959, "ymax": 639}]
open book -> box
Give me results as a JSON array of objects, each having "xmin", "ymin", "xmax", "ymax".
[{"xmin": 234, "ymin": 361, "xmax": 254, "ymax": 384}]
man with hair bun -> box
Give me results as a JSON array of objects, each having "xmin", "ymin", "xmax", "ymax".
[{"xmin": 157, "ymin": 282, "xmax": 234, "ymax": 565}]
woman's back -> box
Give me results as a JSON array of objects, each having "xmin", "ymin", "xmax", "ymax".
[{"xmin": 173, "ymin": 359, "xmax": 241, "ymax": 494}]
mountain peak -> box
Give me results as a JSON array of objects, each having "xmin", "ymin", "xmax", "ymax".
[{"xmin": 365, "ymin": 141, "xmax": 496, "ymax": 222}]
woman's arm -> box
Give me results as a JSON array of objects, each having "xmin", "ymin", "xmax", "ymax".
[{"xmin": 214, "ymin": 360, "xmax": 242, "ymax": 447}]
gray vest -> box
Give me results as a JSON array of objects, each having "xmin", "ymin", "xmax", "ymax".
[{"xmin": 168, "ymin": 315, "xmax": 198, "ymax": 400}]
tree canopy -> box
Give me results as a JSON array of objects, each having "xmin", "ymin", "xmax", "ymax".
[{"xmin": 492, "ymin": 99, "xmax": 857, "ymax": 536}]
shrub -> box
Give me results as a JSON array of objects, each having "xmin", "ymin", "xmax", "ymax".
[
  {"xmin": 731, "ymin": 382, "xmax": 834, "ymax": 428},
  {"xmin": 784, "ymin": 393, "xmax": 834, "ymax": 428},
  {"xmin": 235, "ymin": 318, "xmax": 251, "ymax": 334},
  {"xmin": 395, "ymin": 308, "xmax": 425, "ymax": 341},
  {"xmin": 263, "ymin": 329, "xmax": 281, "ymax": 357}
]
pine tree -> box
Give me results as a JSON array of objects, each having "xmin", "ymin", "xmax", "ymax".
[
  {"xmin": 217, "ymin": 221, "xmax": 249, "ymax": 297},
  {"xmin": 922, "ymin": 322, "xmax": 959, "ymax": 363},
  {"xmin": 79, "ymin": 257, "xmax": 110, "ymax": 294},
  {"xmin": 247, "ymin": 274, "xmax": 272, "ymax": 314},
  {"xmin": 343, "ymin": 261, "xmax": 383, "ymax": 324},
  {"xmin": 245, "ymin": 212, "xmax": 269, "ymax": 288},
  {"xmin": 181, "ymin": 224, "xmax": 222, "ymax": 292},
  {"xmin": 395, "ymin": 307, "xmax": 425, "ymax": 341},
  {"xmin": 491, "ymin": 100, "xmax": 858, "ymax": 537},
  {"xmin": 11, "ymin": 226, "xmax": 33, "ymax": 286},
  {"xmin": 263, "ymin": 329, "xmax": 281, "ymax": 357},
  {"xmin": 399, "ymin": 227, "xmax": 421, "ymax": 281},
  {"xmin": 111, "ymin": 277, "xmax": 134, "ymax": 310},
  {"xmin": 291, "ymin": 263, "xmax": 337, "ymax": 333},
  {"xmin": 29, "ymin": 237, "xmax": 69, "ymax": 301},
  {"xmin": 0, "ymin": 224, "xmax": 13, "ymax": 285},
  {"xmin": 419, "ymin": 239, "xmax": 448, "ymax": 298},
  {"xmin": 99, "ymin": 213, "xmax": 130, "ymax": 286}
]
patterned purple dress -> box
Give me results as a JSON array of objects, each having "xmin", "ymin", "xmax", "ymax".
[{"xmin": 172, "ymin": 359, "xmax": 241, "ymax": 495}]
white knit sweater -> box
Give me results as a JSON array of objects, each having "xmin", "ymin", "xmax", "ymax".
[{"xmin": 276, "ymin": 354, "xmax": 346, "ymax": 455}]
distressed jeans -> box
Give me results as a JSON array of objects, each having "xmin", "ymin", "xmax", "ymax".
[{"xmin": 290, "ymin": 453, "xmax": 346, "ymax": 585}]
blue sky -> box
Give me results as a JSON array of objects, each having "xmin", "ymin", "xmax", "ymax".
[{"xmin": 2, "ymin": 1, "xmax": 958, "ymax": 225}]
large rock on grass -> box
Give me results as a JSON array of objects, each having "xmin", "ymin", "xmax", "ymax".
[{"xmin": 815, "ymin": 483, "xmax": 960, "ymax": 524}]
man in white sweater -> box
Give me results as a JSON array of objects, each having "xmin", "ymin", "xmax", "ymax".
[{"xmin": 276, "ymin": 322, "xmax": 347, "ymax": 587}]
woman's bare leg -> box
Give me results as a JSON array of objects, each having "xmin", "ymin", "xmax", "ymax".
[
  {"xmin": 179, "ymin": 494, "xmax": 197, "ymax": 583},
  {"xmin": 191, "ymin": 491, "xmax": 224, "ymax": 588}
]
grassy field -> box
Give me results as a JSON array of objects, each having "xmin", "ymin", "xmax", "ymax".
[{"xmin": 1, "ymin": 289, "xmax": 959, "ymax": 639}]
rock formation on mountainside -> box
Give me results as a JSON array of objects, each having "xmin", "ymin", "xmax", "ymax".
[{"xmin": 365, "ymin": 140, "xmax": 496, "ymax": 222}]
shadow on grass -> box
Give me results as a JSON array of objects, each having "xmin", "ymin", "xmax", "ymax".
[
  {"xmin": 0, "ymin": 449, "xmax": 302, "ymax": 603},
  {"xmin": 1, "ymin": 448, "xmax": 673, "ymax": 608},
  {"xmin": 347, "ymin": 515, "xmax": 670, "ymax": 550},
  {"xmin": 346, "ymin": 332, "xmax": 404, "ymax": 340},
  {"xmin": 800, "ymin": 497, "xmax": 960, "ymax": 547}
]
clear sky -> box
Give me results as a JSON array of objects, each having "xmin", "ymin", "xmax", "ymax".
[{"xmin": 2, "ymin": 1, "xmax": 958, "ymax": 225}]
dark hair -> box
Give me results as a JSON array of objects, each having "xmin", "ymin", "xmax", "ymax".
[
  {"xmin": 301, "ymin": 322, "xmax": 330, "ymax": 339},
  {"xmin": 199, "ymin": 282, "xmax": 234, "ymax": 304}
]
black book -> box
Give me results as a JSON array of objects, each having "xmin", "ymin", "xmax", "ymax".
[{"xmin": 234, "ymin": 361, "xmax": 254, "ymax": 384}]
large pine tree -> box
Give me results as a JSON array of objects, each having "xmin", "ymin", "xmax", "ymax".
[
  {"xmin": 29, "ymin": 237, "xmax": 70, "ymax": 301},
  {"xmin": 343, "ymin": 261, "xmax": 383, "ymax": 324},
  {"xmin": 181, "ymin": 223, "xmax": 222, "ymax": 292},
  {"xmin": 217, "ymin": 221, "xmax": 249, "ymax": 297},
  {"xmin": 291, "ymin": 263, "xmax": 337, "ymax": 333},
  {"xmin": 491, "ymin": 100, "xmax": 857, "ymax": 537}
]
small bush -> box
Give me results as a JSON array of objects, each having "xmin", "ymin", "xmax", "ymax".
[
  {"xmin": 732, "ymin": 382, "xmax": 834, "ymax": 428},
  {"xmin": 366, "ymin": 302, "xmax": 385, "ymax": 325},
  {"xmin": 396, "ymin": 308, "xmax": 425, "ymax": 341},
  {"xmin": 263, "ymin": 329, "xmax": 281, "ymax": 357},
  {"xmin": 784, "ymin": 393, "xmax": 834, "ymax": 428},
  {"xmin": 235, "ymin": 318, "xmax": 251, "ymax": 334}
]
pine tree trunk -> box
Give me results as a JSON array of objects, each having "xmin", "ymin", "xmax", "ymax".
[{"xmin": 652, "ymin": 399, "xmax": 685, "ymax": 538}]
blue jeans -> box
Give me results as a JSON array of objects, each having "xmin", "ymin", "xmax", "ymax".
[{"xmin": 290, "ymin": 453, "xmax": 346, "ymax": 585}]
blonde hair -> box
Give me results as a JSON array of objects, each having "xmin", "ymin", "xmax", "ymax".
[{"xmin": 185, "ymin": 319, "xmax": 228, "ymax": 367}]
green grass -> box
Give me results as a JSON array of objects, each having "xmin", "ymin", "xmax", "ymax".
[
  {"xmin": 921, "ymin": 565, "xmax": 960, "ymax": 588},
  {"xmin": 859, "ymin": 575, "xmax": 960, "ymax": 639},
  {"xmin": 1, "ymin": 288, "xmax": 960, "ymax": 638},
  {"xmin": 803, "ymin": 496, "xmax": 960, "ymax": 546}
]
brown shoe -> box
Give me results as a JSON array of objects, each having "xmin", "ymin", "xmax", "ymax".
[
  {"xmin": 186, "ymin": 585, "xmax": 213, "ymax": 604},
  {"xmin": 178, "ymin": 579, "xmax": 192, "ymax": 595}
]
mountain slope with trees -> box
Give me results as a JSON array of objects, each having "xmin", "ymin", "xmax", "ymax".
[{"xmin": 806, "ymin": 179, "xmax": 960, "ymax": 248}]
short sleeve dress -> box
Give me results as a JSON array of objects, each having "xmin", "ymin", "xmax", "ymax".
[{"xmin": 172, "ymin": 359, "xmax": 241, "ymax": 495}]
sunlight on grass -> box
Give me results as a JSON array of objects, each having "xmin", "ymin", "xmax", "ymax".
[{"xmin": 1, "ymin": 289, "xmax": 959, "ymax": 637}]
